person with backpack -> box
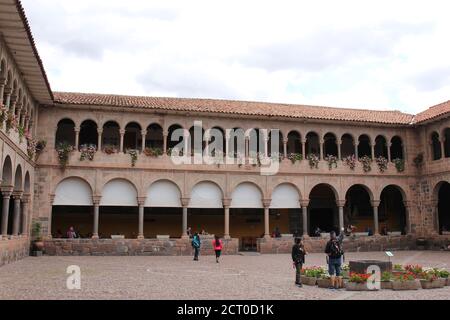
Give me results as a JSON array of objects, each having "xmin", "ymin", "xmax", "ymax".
[
  {"xmin": 212, "ymin": 235, "xmax": 223, "ymax": 263},
  {"xmin": 325, "ymin": 229, "xmax": 344, "ymax": 289},
  {"xmin": 192, "ymin": 232, "xmax": 201, "ymax": 261},
  {"xmin": 291, "ymin": 237, "xmax": 307, "ymax": 287}
]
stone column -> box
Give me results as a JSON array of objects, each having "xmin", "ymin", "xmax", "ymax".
[
  {"xmin": 12, "ymin": 191, "xmax": 23, "ymax": 237},
  {"xmin": 183, "ymin": 131, "xmax": 190, "ymax": 157},
  {"xmin": 137, "ymin": 197, "xmax": 146, "ymax": 239},
  {"xmin": 283, "ymin": 138, "xmax": 288, "ymax": 159},
  {"xmin": 181, "ymin": 198, "xmax": 190, "ymax": 239},
  {"xmin": 48, "ymin": 194, "xmax": 55, "ymax": 238},
  {"xmin": 1, "ymin": 186, "xmax": 13, "ymax": 239},
  {"xmin": 21, "ymin": 194, "xmax": 31, "ymax": 236},
  {"xmin": 403, "ymin": 200, "xmax": 412, "ymax": 234},
  {"xmin": 25, "ymin": 115, "xmax": 30, "ymax": 132},
  {"xmin": 163, "ymin": 130, "xmax": 168, "ymax": 155},
  {"xmin": 92, "ymin": 196, "xmax": 101, "ymax": 239},
  {"xmin": 4, "ymin": 88, "xmax": 11, "ymax": 109},
  {"xmin": 372, "ymin": 200, "xmax": 380, "ymax": 235},
  {"xmin": 141, "ymin": 130, "xmax": 147, "ymax": 151},
  {"xmin": 301, "ymin": 139, "xmax": 306, "ymax": 158},
  {"xmin": 97, "ymin": 128, "xmax": 103, "ymax": 151},
  {"xmin": 0, "ymin": 78, "xmax": 6, "ymax": 101},
  {"xmin": 354, "ymin": 142, "xmax": 358, "ymax": 159},
  {"xmin": 336, "ymin": 200, "xmax": 345, "ymax": 233},
  {"xmin": 245, "ymin": 136, "xmax": 249, "ymax": 160},
  {"xmin": 263, "ymin": 135, "xmax": 269, "ymax": 157},
  {"xmin": 119, "ymin": 129, "xmax": 125, "ymax": 153},
  {"xmin": 223, "ymin": 198, "xmax": 231, "ymax": 239},
  {"xmin": 432, "ymin": 200, "xmax": 440, "ymax": 233},
  {"xmin": 387, "ymin": 142, "xmax": 392, "ymax": 162},
  {"xmin": 337, "ymin": 139, "xmax": 342, "ymax": 160},
  {"xmin": 74, "ymin": 126, "xmax": 80, "ymax": 150},
  {"xmin": 371, "ymin": 143, "xmax": 375, "ymax": 159},
  {"xmin": 440, "ymin": 139, "xmax": 445, "ymax": 159},
  {"xmin": 263, "ymin": 199, "xmax": 271, "ymax": 239},
  {"xmin": 300, "ymin": 200, "xmax": 309, "ymax": 237},
  {"xmin": 319, "ymin": 139, "xmax": 324, "ymax": 160}
]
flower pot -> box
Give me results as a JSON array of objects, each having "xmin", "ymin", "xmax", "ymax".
[
  {"xmin": 392, "ymin": 280, "xmax": 420, "ymax": 290},
  {"xmin": 33, "ymin": 240, "xmax": 44, "ymax": 252},
  {"xmin": 345, "ymin": 282, "xmax": 370, "ymax": 291},
  {"xmin": 317, "ymin": 278, "xmax": 332, "ymax": 288},
  {"xmin": 300, "ymin": 276, "xmax": 317, "ymax": 286},
  {"xmin": 432, "ymin": 278, "xmax": 446, "ymax": 288},
  {"xmin": 420, "ymin": 280, "xmax": 434, "ymax": 289},
  {"xmin": 445, "ymin": 278, "xmax": 450, "ymax": 286},
  {"xmin": 381, "ymin": 281, "xmax": 393, "ymax": 290}
]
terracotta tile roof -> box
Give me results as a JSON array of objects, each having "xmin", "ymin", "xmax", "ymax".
[
  {"xmin": 53, "ymin": 92, "xmax": 415, "ymax": 125},
  {"xmin": 414, "ymin": 100, "xmax": 450, "ymax": 124}
]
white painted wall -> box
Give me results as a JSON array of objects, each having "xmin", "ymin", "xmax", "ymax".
[
  {"xmin": 54, "ymin": 177, "xmax": 93, "ymax": 206},
  {"xmin": 271, "ymin": 184, "xmax": 300, "ymax": 208},
  {"xmin": 189, "ymin": 182, "xmax": 223, "ymax": 208},
  {"xmin": 145, "ymin": 180, "xmax": 181, "ymax": 207},
  {"xmin": 231, "ymin": 182, "xmax": 263, "ymax": 208},
  {"xmin": 101, "ymin": 179, "xmax": 137, "ymax": 206}
]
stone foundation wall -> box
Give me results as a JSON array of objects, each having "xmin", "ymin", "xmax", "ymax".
[
  {"xmin": 0, "ymin": 237, "xmax": 30, "ymax": 267},
  {"xmin": 257, "ymin": 235, "xmax": 450, "ymax": 254},
  {"xmin": 43, "ymin": 237, "xmax": 239, "ymax": 256}
]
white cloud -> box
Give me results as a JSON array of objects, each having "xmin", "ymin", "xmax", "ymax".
[{"xmin": 22, "ymin": 0, "xmax": 450, "ymax": 114}]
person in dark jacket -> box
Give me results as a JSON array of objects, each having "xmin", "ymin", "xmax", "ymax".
[
  {"xmin": 291, "ymin": 237, "xmax": 307, "ymax": 287},
  {"xmin": 325, "ymin": 229, "xmax": 344, "ymax": 289},
  {"xmin": 192, "ymin": 233, "xmax": 201, "ymax": 261}
]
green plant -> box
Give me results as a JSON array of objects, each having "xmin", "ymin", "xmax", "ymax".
[
  {"xmin": 359, "ymin": 155, "xmax": 372, "ymax": 173},
  {"xmin": 348, "ymin": 272, "xmax": 371, "ymax": 283},
  {"xmin": 0, "ymin": 105, "xmax": 7, "ymax": 129},
  {"xmin": 79, "ymin": 144, "xmax": 96, "ymax": 161},
  {"xmin": 17, "ymin": 125, "xmax": 25, "ymax": 143},
  {"xmin": 128, "ymin": 149, "xmax": 138, "ymax": 167},
  {"xmin": 393, "ymin": 264, "xmax": 405, "ymax": 271},
  {"xmin": 393, "ymin": 272, "xmax": 416, "ymax": 282},
  {"xmin": 404, "ymin": 264, "xmax": 423, "ymax": 275},
  {"xmin": 393, "ymin": 158, "xmax": 405, "ymax": 172},
  {"xmin": 438, "ymin": 269, "xmax": 449, "ymax": 278},
  {"xmin": 375, "ymin": 156, "xmax": 388, "ymax": 172},
  {"xmin": 31, "ymin": 221, "xmax": 42, "ymax": 241},
  {"xmin": 307, "ymin": 153, "xmax": 319, "ymax": 169},
  {"xmin": 301, "ymin": 266, "xmax": 326, "ymax": 278},
  {"xmin": 381, "ymin": 271, "xmax": 393, "ymax": 282},
  {"xmin": 144, "ymin": 147, "xmax": 164, "ymax": 157},
  {"xmin": 342, "ymin": 264, "xmax": 350, "ymax": 272},
  {"xmin": 325, "ymin": 154, "xmax": 338, "ymax": 170},
  {"xmin": 5, "ymin": 112, "xmax": 17, "ymax": 133},
  {"xmin": 288, "ymin": 153, "xmax": 303, "ymax": 164},
  {"xmin": 413, "ymin": 153, "xmax": 424, "ymax": 169},
  {"xmin": 56, "ymin": 142, "xmax": 73, "ymax": 168},
  {"xmin": 343, "ymin": 155, "xmax": 356, "ymax": 170}
]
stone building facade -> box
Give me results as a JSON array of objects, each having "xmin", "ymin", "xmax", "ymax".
[{"xmin": 1, "ymin": 0, "xmax": 450, "ymax": 265}]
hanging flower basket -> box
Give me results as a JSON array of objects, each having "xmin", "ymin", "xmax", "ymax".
[
  {"xmin": 56, "ymin": 142, "xmax": 74, "ymax": 169},
  {"xmin": 307, "ymin": 153, "xmax": 319, "ymax": 169},
  {"xmin": 359, "ymin": 155, "xmax": 372, "ymax": 173},
  {"xmin": 5, "ymin": 112, "xmax": 17, "ymax": 134},
  {"xmin": 127, "ymin": 149, "xmax": 138, "ymax": 167},
  {"xmin": 393, "ymin": 158, "xmax": 405, "ymax": 172},
  {"xmin": 79, "ymin": 144, "xmax": 97, "ymax": 161},
  {"xmin": 325, "ymin": 154, "xmax": 338, "ymax": 170},
  {"xmin": 375, "ymin": 156, "xmax": 388, "ymax": 172},
  {"xmin": 288, "ymin": 153, "xmax": 303, "ymax": 164},
  {"xmin": 343, "ymin": 155, "xmax": 356, "ymax": 170},
  {"xmin": 103, "ymin": 144, "xmax": 118, "ymax": 155}
]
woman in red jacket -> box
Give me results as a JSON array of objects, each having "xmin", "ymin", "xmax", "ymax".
[{"xmin": 212, "ymin": 235, "xmax": 223, "ymax": 263}]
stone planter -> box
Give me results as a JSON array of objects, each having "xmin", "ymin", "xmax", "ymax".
[
  {"xmin": 317, "ymin": 278, "xmax": 332, "ymax": 288},
  {"xmin": 300, "ymin": 276, "xmax": 317, "ymax": 286},
  {"xmin": 445, "ymin": 278, "xmax": 450, "ymax": 286},
  {"xmin": 392, "ymin": 280, "xmax": 420, "ymax": 290},
  {"xmin": 420, "ymin": 278, "xmax": 446, "ymax": 289},
  {"xmin": 345, "ymin": 282, "xmax": 370, "ymax": 291},
  {"xmin": 381, "ymin": 280, "xmax": 393, "ymax": 290}
]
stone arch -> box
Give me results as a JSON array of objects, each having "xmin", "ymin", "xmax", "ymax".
[
  {"xmin": 390, "ymin": 136, "xmax": 404, "ymax": 160},
  {"xmin": 24, "ymin": 171, "xmax": 31, "ymax": 194},
  {"xmin": 375, "ymin": 135, "xmax": 388, "ymax": 158},
  {"xmin": 378, "ymin": 184, "xmax": 407, "ymax": 234},
  {"xmin": 124, "ymin": 122, "xmax": 142, "ymax": 151},
  {"xmin": 358, "ymin": 134, "xmax": 372, "ymax": 158},
  {"xmin": 189, "ymin": 181, "xmax": 224, "ymax": 208},
  {"xmin": 53, "ymin": 177, "xmax": 94, "ymax": 206},
  {"xmin": 341, "ymin": 133, "xmax": 355, "ymax": 158},
  {"xmin": 344, "ymin": 184, "xmax": 374, "ymax": 232},
  {"xmin": 1, "ymin": 156, "xmax": 13, "ymax": 186},
  {"xmin": 55, "ymin": 118, "xmax": 76, "ymax": 147},
  {"xmin": 145, "ymin": 123, "xmax": 164, "ymax": 150},
  {"xmin": 270, "ymin": 183, "xmax": 301, "ymax": 208},
  {"xmin": 431, "ymin": 131, "xmax": 442, "ymax": 160},
  {"xmin": 14, "ymin": 164, "xmax": 23, "ymax": 191},
  {"xmin": 145, "ymin": 179, "xmax": 182, "ymax": 207},
  {"xmin": 305, "ymin": 131, "xmax": 320, "ymax": 156},
  {"xmin": 101, "ymin": 178, "xmax": 138, "ymax": 206},
  {"xmin": 102, "ymin": 120, "xmax": 120, "ymax": 151},
  {"xmin": 231, "ymin": 182, "xmax": 263, "ymax": 208},
  {"xmin": 435, "ymin": 181, "xmax": 450, "ymax": 233},
  {"xmin": 323, "ymin": 132, "xmax": 338, "ymax": 157},
  {"xmin": 308, "ymin": 183, "xmax": 339, "ymax": 234},
  {"xmin": 287, "ymin": 130, "xmax": 302, "ymax": 155},
  {"xmin": 79, "ymin": 119, "xmax": 98, "ymax": 149}
]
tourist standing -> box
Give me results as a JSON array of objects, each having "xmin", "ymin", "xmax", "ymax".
[
  {"xmin": 291, "ymin": 237, "xmax": 307, "ymax": 287},
  {"xmin": 325, "ymin": 229, "xmax": 344, "ymax": 289},
  {"xmin": 192, "ymin": 232, "xmax": 201, "ymax": 261},
  {"xmin": 66, "ymin": 226, "xmax": 76, "ymax": 239},
  {"xmin": 212, "ymin": 235, "xmax": 223, "ymax": 263}
]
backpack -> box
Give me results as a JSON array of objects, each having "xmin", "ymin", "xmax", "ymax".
[
  {"xmin": 192, "ymin": 237, "xmax": 200, "ymax": 248},
  {"xmin": 330, "ymin": 240, "xmax": 344, "ymax": 257}
]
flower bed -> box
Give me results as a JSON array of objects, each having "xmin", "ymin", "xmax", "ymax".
[
  {"xmin": 392, "ymin": 272, "xmax": 420, "ymax": 290},
  {"xmin": 300, "ymin": 266, "xmax": 326, "ymax": 286}
]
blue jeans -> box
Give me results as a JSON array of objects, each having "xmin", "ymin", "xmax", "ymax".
[{"xmin": 328, "ymin": 257, "xmax": 342, "ymax": 276}]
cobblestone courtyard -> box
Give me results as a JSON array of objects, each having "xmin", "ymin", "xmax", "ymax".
[{"xmin": 0, "ymin": 251, "xmax": 449, "ymax": 300}]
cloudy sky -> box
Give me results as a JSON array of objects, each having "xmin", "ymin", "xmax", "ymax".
[{"xmin": 22, "ymin": 0, "xmax": 450, "ymax": 114}]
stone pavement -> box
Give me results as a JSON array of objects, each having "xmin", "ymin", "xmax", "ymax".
[{"xmin": 0, "ymin": 251, "xmax": 449, "ymax": 300}]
